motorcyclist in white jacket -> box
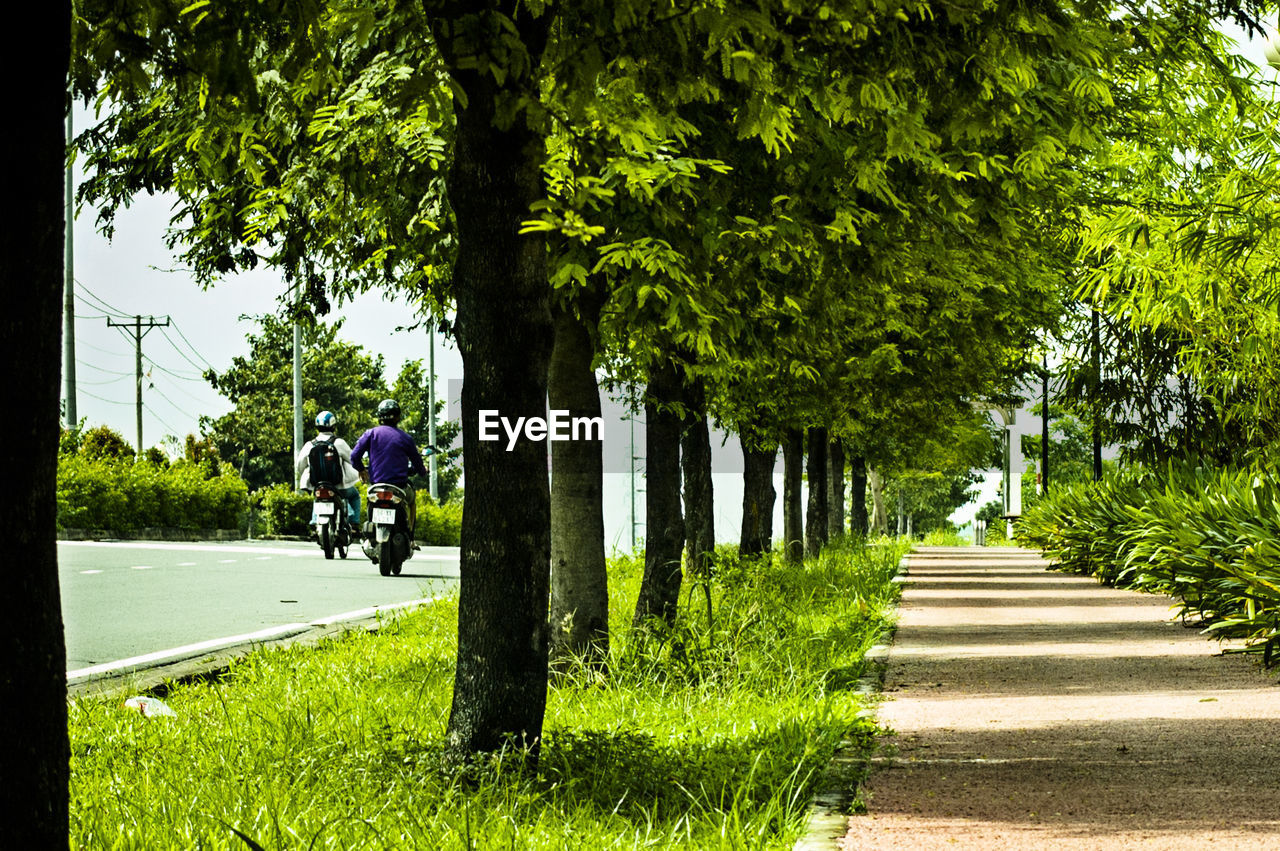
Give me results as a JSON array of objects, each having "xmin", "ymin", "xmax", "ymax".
[{"xmin": 295, "ymin": 411, "xmax": 362, "ymax": 533}]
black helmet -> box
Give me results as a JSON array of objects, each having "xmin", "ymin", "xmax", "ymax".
[{"xmin": 376, "ymin": 398, "xmax": 401, "ymax": 425}]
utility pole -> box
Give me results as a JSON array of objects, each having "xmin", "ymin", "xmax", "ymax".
[
  {"xmin": 428, "ymin": 317, "xmax": 438, "ymax": 500},
  {"xmin": 1041, "ymin": 350, "xmax": 1050, "ymax": 496},
  {"xmin": 293, "ymin": 313, "xmax": 303, "ymax": 465},
  {"xmin": 107, "ymin": 314, "xmax": 170, "ymax": 455},
  {"xmin": 1091, "ymin": 308, "xmax": 1102, "ymax": 481},
  {"xmin": 63, "ymin": 111, "xmax": 76, "ymax": 427}
]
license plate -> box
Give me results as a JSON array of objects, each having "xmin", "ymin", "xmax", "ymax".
[
  {"xmin": 372, "ymin": 508, "xmax": 396, "ymax": 524},
  {"xmin": 315, "ymin": 503, "xmax": 336, "ymax": 516}
]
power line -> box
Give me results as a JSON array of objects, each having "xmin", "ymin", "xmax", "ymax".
[
  {"xmin": 159, "ymin": 326, "xmax": 216, "ymax": 375},
  {"xmin": 73, "ymin": 360, "xmax": 133, "ymax": 377},
  {"xmin": 76, "ymin": 338, "xmax": 134, "ymax": 360},
  {"xmin": 75, "ymin": 281, "xmax": 131, "ymax": 318},
  {"xmin": 144, "ymin": 370, "xmax": 214, "ymax": 407},
  {"xmin": 72, "ymin": 372, "xmax": 132, "ymax": 387},
  {"xmin": 142, "ymin": 354, "xmax": 205, "ymax": 382},
  {"xmin": 79, "ymin": 388, "xmax": 134, "ymax": 406},
  {"xmin": 164, "ymin": 321, "xmax": 217, "ymax": 371},
  {"xmin": 145, "ymin": 380, "xmax": 189, "ymax": 412}
]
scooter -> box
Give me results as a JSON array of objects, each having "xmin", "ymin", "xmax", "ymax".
[
  {"xmin": 363, "ymin": 483, "xmax": 414, "ymax": 576},
  {"xmin": 311, "ymin": 483, "xmax": 351, "ymax": 560}
]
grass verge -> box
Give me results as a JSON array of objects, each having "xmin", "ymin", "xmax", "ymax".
[{"xmin": 70, "ymin": 539, "xmax": 909, "ymax": 849}]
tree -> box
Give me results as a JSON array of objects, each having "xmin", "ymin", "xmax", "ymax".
[
  {"xmin": 201, "ymin": 315, "xmax": 389, "ymax": 490},
  {"xmin": 73, "ymin": 0, "xmax": 1279, "ymax": 771},
  {"xmin": 2, "ymin": 1, "xmax": 71, "ymax": 842},
  {"xmin": 548, "ymin": 299, "xmax": 607, "ymax": 664},
  {"xmin": 79, "ymin": 424, "xmax": 136, "ymax": 461}
]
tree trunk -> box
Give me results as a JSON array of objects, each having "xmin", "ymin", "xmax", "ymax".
[
  {"xmin": 633, "ymin": 361, "xmax": 685, "ymax": 628},
  {"xmin": 548, "ymin": 301, "xmax": 607, "ymax": 666},
  {"xmin": 437, "ymin": 12, "xmax": 555, "ymax": 764},
  {"xmin": 739, "ymin": 437, "xmax": 777, "ymax": 557},
  {"xmin": 827, "ymin": 440, "xmax": 845, "ymax": 541},
  {"xmin": 849, "ymin": 455, "xmax": 868, "ymax": 537},
  {"xmin": 681, "ymin": 376, "xmax": 714, "ymax": 576},
  {"xmin": 2, "ymin": 5, "xmax": 70, "ymax": 842},
  {"xmin": 782, "ymin": 428, "xmax": 805, "ymax": 564},
  {"xmin": 869, "ymin": 467, "xmax": 888, "ymax": 535},
  {"xmin": 805, "ymin": 427, "xmax": 828, "ymax": 557}
]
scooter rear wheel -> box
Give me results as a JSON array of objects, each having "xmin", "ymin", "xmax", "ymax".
[
  {"xmin": 378, "ymin": 539, "xmax": 394, "ymax": 576},
  {"xmin": 320, "ymin": 522, "xmax": 335, "ymax": 560}
]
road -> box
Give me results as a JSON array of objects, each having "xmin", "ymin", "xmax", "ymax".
[{"xmin": 59, "ymin": 539, "xmax": 460, "ymax": 678}]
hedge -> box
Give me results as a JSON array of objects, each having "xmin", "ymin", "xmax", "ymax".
[{"xmin": 57, "ymin": 455, "xmax": 248, "ymax": 532}]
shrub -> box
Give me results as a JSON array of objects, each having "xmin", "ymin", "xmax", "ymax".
[
  {"xmin": 56, "ymin": 453, "xmax": 248, "ymax": 531},
  {"xmin": 78, "ymin": 424, "xmax": 135, "ymax": 461},
  {"xmin": 1018, "ymin": 458, "xmax": 1280, "ymax": 663},
  {"xmin": 415, "ymin": 494, "xmax": 462, "ymax": 546},
  {"xmin": 254, "ymin": 483, "xmax": 312, "ymax": 537}
]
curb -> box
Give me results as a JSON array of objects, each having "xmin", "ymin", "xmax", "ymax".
[
  {"xmin": 67, "ymin": 597, "xmax": 440, "ymax": 700},
  {"xmin": 792, "ymin": 551, "xmax": 910, "ymax": 851}
]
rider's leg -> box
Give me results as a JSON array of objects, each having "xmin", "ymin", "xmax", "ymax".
[{"xmin": 340, "ymin": 486, "xmax": 361, "ymax": 530}]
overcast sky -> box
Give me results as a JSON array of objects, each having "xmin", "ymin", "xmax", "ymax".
[{"xmin": 63, "ymin": 104, "xmax": 463, "ymax": 452}]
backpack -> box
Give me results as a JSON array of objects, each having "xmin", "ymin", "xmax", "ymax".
[{"xmin": 308, "ymin": 438, "xmax": 344, "ymax": 487}]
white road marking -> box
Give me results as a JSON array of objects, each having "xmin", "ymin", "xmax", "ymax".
[
  {"xmin": 80, "ymin": 570, "xmax": 102, "ymax": 575},
  {"xmin": 309, "ymin": 597, "xmax": 440, "ymax": 626},
  {"xmin": 66, "ymin": 624, "xmax": 310, "ymax": 680},
  {"xmin": 217, "ymin": 559, "xmax": 237, "ymax": 563},
  {"xmin": 66, "ymin": 598, "xmax": 441, "ymax": 680},
  {"xmin": 130, "ymin": 565, "xmax": 154, "ymax": 570},
  {"xmin": 177, "ymin": 562, "xmax": 197, "ymax": 566}
]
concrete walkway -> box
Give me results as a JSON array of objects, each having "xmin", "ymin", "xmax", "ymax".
[{"xmin": 842, "ymin": 546, "xmax": 1280, "ymax": 849}]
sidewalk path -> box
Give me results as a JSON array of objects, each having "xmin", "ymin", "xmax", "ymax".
[{"xmin": 843, "ymin": 546, "xmax": 1280, "ymax": 850}]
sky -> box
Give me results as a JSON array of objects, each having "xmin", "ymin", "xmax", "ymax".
[
  {"xmin": 62, "ymin": 21, "xmax": 1279, "ymax": 540},
  {"xmin": 64, "ymin": 146, "xmax": 463, "ymax": 451}
]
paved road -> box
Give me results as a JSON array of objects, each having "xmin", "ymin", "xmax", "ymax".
[{"xmin": 59, "ymin": 539, "xmax": 459, "ymax": 676}]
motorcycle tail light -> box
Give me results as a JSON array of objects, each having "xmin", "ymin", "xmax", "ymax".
[{"xmin": 315, "ymin": 487, "xmax": 334, "ymax": 499}]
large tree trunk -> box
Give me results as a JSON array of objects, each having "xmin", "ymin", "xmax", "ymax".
[
  {"xmin": 869, "ymin": 467, "xmax": 889, "ymax": 535},
  {"xmin": 805, "ymin": 427, "xmax": 828, "ymax": 557},
  {"xmin": 782, "ymin": 428, "xmax": 804, "ymax": 564},
  {"xmin": 739, "ymin": 436, "xmax": 777, "ymax": 557},
  {"xmin": 849, "ymin": 455, "xmax": 868, "ymax": 537},
  {"xmin": 548, "ymin": 301, "xmax": 607, "ymax": 666},
  {"xmin": 827, "ymin": 439, "xmax": 845, "ymax": 541},
  {"xmin": 681, "ymin": 376, "xmax": 714, "ymax": 576},
  {"xmin": 3, "ymin": 5, "xmax": 70, "ymax": 842},
  {"xmin": 437, "ymin": 11, "xmax": 555, "ymax": 764},
  {"xmin": 633, "ymin": 361, "xmax": 685, "ymax": 628}
]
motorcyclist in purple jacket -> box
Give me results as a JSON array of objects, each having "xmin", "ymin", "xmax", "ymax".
[{"xmin": 351, "ymin": 399, "xmax": 432, "ymax": 537}]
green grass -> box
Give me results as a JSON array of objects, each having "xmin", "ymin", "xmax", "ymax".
[{"xmin": 70, "ymin": 539, "xmax": 909, "ymax": 849}]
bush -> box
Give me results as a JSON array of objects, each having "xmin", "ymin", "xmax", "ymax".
[
  {"xmin": 1018, "ymin": 457, "xmax": 1280, "ymax": 663},
  {"xmin": 57, "ymin": 454, "xmax": 248, "ymax": 531},
  {"xmin": 78, "ymin": 424, "xmax": 135, "ymax": 461},
  {"xmin": 415, "ymin": 493, "xmax": 462, "ymax": 546},
  {"xmin": 254, "ymin": 483, "xmax": 312, "ymax": 537}
]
